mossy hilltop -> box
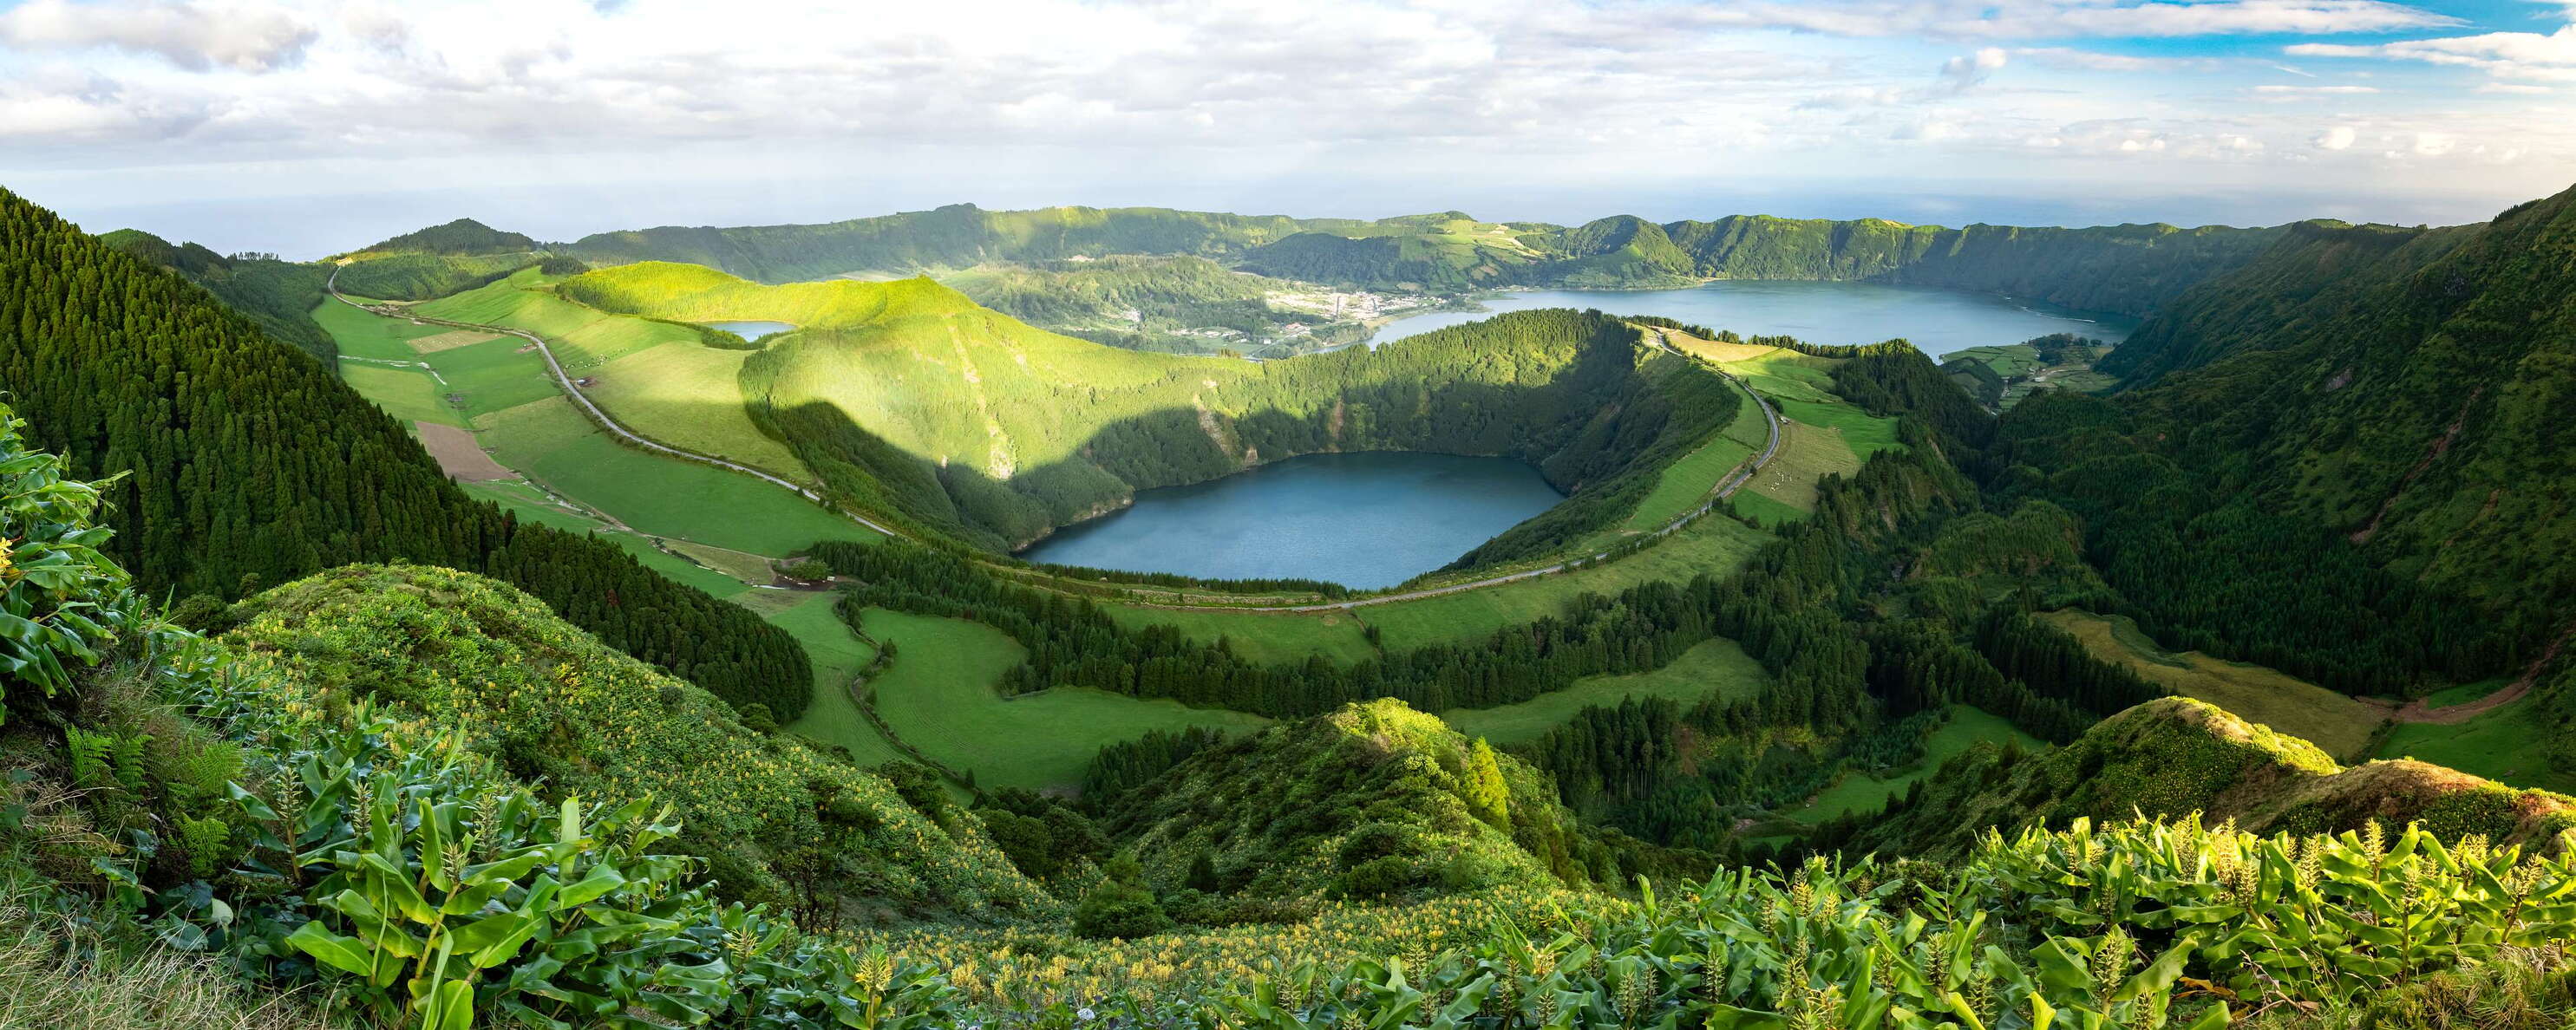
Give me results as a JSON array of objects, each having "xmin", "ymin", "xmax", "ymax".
[{"xmin": 1857, "ymin": 696, "xmax": 2576, "ymax": 857}]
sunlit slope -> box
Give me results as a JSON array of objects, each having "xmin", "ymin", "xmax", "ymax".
[
  {"xmin": 562, "ymin": 262, "xmax": 1740, "ymax": 557},
  {"xmin": 1852, "ymin": 696, "xmax": 2576, "ymax": 857}
]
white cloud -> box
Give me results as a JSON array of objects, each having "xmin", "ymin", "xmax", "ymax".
[
  {"xmin": 2015, "ymin": 46, "xmax": 2215, "ymax": 72},
  {"xmin": 1936, "ymin": 47, "xmax": 2010, "ymax": 92},
  {"xmin": 2316, "ymin": 124, "xmax": 2358, "ymax": 148},
  {"xmin": 1690, "ymin": 0, "xmax": 2456, "ymax": 39},
  {"xmin": 0, "ymin": 0, "xmax": 2567, "ymax": 235},
  {"xmin": 2286, "ymin": 13, "xmax": 2576, "ymax": 81},
  {"xmin": 0, "ymin": 0, "xmax": 316, "ymax": 72}
]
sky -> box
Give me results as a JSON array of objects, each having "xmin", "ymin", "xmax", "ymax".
[{"xmin": 1, "ymin": 0, "xmax": 2571, "ymax": 258}]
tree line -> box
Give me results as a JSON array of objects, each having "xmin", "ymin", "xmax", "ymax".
[{"xmin": 0, "ymin": 187, "xmax": 812, "ymax": 720}]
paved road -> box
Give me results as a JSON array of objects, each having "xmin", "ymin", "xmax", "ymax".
[
  {"xmin": 332, "ymin": 284, "xmax": 1780, "ymax": 613},
  {"xmin": 325, "ymin": 267, "xmax": 908, "ymax": 538}
]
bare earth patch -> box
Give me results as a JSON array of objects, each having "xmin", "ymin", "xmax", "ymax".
[
  {"xmin": 409, "ymin": 329, "xmax": 502, "ymax": 354},
  {"xmin": 415, "ymin": 421, "xmax": 513, "ymax": 481}
]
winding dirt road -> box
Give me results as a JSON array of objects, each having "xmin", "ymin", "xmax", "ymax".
[{"xmin": 334, "ymin": 277, "xmax": 1780, "ymax": 613}]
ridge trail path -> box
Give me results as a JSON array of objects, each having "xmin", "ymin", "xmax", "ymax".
[
  {"xmin": 2364, "ymin": 620, "xmax": 2573, "ymax": 725},
  {"xmin": 333, "ymin": 280, "xmax": 1780, "ymax": 613}
]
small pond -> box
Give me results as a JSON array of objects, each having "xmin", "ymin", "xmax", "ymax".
[{"xmin": 703, "ymin": 320, "xmax": 798, "ymax": 342}]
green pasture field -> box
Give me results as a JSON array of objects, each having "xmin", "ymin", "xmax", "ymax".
[
  {"xmin": 1619, "ymin": 411, "xmax": 1761, "ymax": 532},
  {"xmin": 414, "ymin": 269, "xmax": 594, "ymax": 337},
  {"xmin": 340, "ymin": 364, "xmax": 459, "ymax": 427},
  {"xmin": 1789, "ymin": 706, "xmax": 2042, "ymax": 825},
  {"xmin": 1729, "ymin": 492, "xmax": 1807, "ymax": 530},
  {"xmin": 1101, "ymin": 604, "xmax": 1379, "ymax": 667},
  {"xmin": 2378, "ymin": 691, "xmax": 2576, "ymax": 794},
  {"xmin": 1739, "ymin": 419, "xmax": 1860, "ymax": 514},
  {"xmin": 2040, "ymin": 610, "xmax": 2388, "ymax": 762},
  {"xmin": 454, "ymin": 479, "xmax": 754, "ymax": 597},
  {"xmin": 664, "ymin": 539, "xmax": 779, "ymax": 585},
  {"xmin": 479, "ymin": 396, "xmax": 876, "ymax": 556},
  {"xmin": 771, "ymin": 593, "xmax": 909, "ymax": 769},
  {"xmin": 312, "ymin": 298, "xmax": 450, "ymax": 360},
  {"xmin": 1362, "ymin": 514, "xmax": 1772, "ymax": 649},
  {"xmin": 416, "ymin": 335, "xmax": 559, "ymax": 420},
  {"xmin": 584, "ymin": 342, "xmax": 810, "ymax": 479},
  {"xmin": 854, "ymin": 608, "xmax": 1271, "ymax": 792},
  {"xmin": 1441, "ymin": 637, "xmax": 1771, "ymax": 746}
]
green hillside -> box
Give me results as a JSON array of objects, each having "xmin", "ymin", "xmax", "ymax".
[
  {"xmin": 1854, "ymin": 696, "xmax": 2576, "ymax": 857},
  {"xmin": 98, "ymin": 228, "xmax": 338, "ymax": 361},
  {"xmin": 1990, "ymin": 185, "xmax": 2576, "ymax": 787},
  {"xmin": 561, "ymin": 261, "xmax": 1742, "ymax": 562},
  {"xmin": 221, "ymin": 564, "xmax": 1043, "ymax": 914},
  {"xmin": 563, "ymin": 202, "xmax": 1345, "ymax": 283},
  {"xmin": 940, "ymin": 254, "xmax": 1370, "ymax": 356},
  {"xmin": 2097, "ymin": 189, "xmax": 2576, "ymax": 626},
  {"xmin": 347, "ymin": 216, "xmax": 539, "ymax": 258},
  {"xmin": 23, "ymin": 173, "xmax": 2576, "ymax": 1029},
  {"xmin": 1109, "ymin": 699, "xmax": 1687, "ymax": 899},
  {"xmin": 333, "ymin": 251, "xmax": 546, "ymax": 301},
  {"xmin": 0, "ymin": 186, "xmax": 811, "ymax": 720}
]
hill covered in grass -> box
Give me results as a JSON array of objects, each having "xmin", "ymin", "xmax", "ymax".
[
  {"xmin": 554, "ymin": 202, "xmax": 2278, "ymax": 316},
  {"xmin": 559, "ymin": 261, "xmax": 1743, "ymax": 561},
  {"xmin": 3, "ymin": 245, "xmax": 2574, "ymax": 1026},
  {"xmin": 1108, "ymin": 699, "xmax": 1687, "ymax": 901},
  {"xmin": 219, "ymin": 564, "xmax": 1045, "ymax": 916},
  {"xmin": 1852, "ymin": 697, "xmax": 2576, "ymax": 858}
]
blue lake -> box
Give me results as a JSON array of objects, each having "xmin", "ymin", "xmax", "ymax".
[
  {"xmin": 703, "ymin": 320, "xmax": 798, "ymax": 342},
  {"xmin": 1367, "ymin": 281, "xmax": 2136, "ymax": 357},
  {"xmin": 1019, "ymin": 451, "xmax": 1564, "ymax": 590}
]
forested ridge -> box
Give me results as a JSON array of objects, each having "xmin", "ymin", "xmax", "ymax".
[
  {"xmin": 96, "ymin": 228, "xmax": 338, "ymax": 362},
  {"xmin": 0, "ymin": 187, "xmax": 812, "ymax": 719},
  {"xmin": 1988, "ymin": 184, "xmax": 2576, "ymax": 771},
  {"xmin": 553, "ymin": 201, "xmax": 2277, "ymax": 316}
]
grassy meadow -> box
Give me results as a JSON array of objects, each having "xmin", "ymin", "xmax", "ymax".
[
  {"xmin": 478, "ymin": 396, "xmax": 873, "ymax": 556},
  {"xmin": 854, "ymin": 608, "xmax": 1271, "ymax": 791},
  {"xmin": 770, "ymin": 592, "xmax": 910, "ymax": 769},
  {"xmin": 2039, "ymin": 610, "xmax": 2388, "ymax": 761},
  {"xmin": 2377, "ymin": 691, "xmax": 2576, "ymax": 794},
  {"xmin": 1102, "ymin": 604, "xmax": 1379, "ymax": 666},
  {"xmin": 1363, "ymin": 514, "xmax": 1773, "ymax": 649},
  {"xmin": 585, "ymin": 342, "xmax": 810, "ymax": 478},
  {"xmin": 1442, "ymin": 637, "xmax": 1770, "ymax": 745},
  {"xmin": 311, "ymin": 297, "xmax": 449, "ymax": 359},
  {"xmin": 1788, "ymin": 706, "xmax": 2041, "ymax": 824}
]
